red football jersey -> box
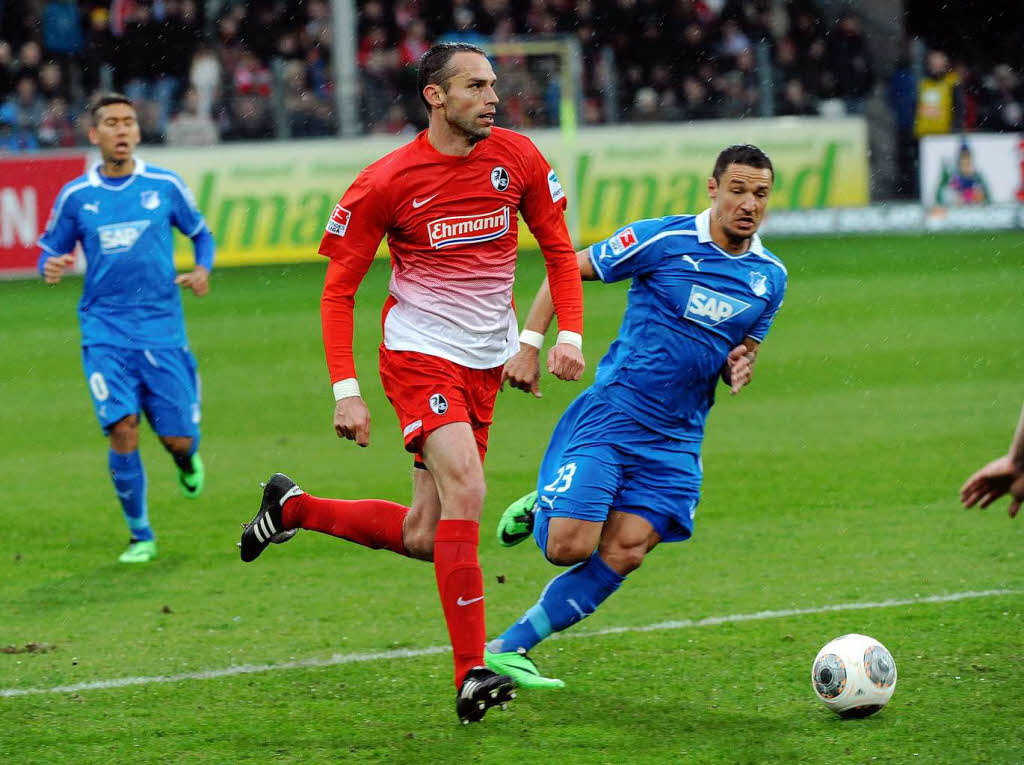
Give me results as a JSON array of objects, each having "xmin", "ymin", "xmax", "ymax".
[{"xmin": 318, "ymin": 127, "xmax": 583, "ymax": 383}]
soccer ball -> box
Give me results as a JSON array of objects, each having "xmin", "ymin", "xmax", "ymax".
[{"xmin": 811, "ymin": 633, "xmax": 897, "ymax": 718}]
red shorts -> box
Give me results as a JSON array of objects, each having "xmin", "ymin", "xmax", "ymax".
[{"xmin": 378, "ymin": 347, "xmax": 503, "ymax": 465}]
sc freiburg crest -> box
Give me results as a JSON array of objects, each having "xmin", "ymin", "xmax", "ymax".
[
  {"xmin": 429, "ymin": 393, "xmax": 449, "ymax": 415},
  {"xmin": 490, "ymin": 166, "xmax": 510, "ymax": 191}
]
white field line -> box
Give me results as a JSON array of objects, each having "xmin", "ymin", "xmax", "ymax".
[{"xmin": 1, "ymin": 588, "xmax": 1017, "ymax": 699}]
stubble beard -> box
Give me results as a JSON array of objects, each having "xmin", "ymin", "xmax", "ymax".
[{"xmin": 448, "ymin": 112, "xmax": 491, "ymax": 144}]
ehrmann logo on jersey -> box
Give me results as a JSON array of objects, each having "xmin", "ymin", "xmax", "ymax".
[
  {"xmin": 427, "ymin": 207, "xmax": 510, "ymax": 249},
  {"xmin": 98, "ymin": 220, "xmax": 152, "ymax": 253},
  {"xmin": 684, "ymin": 284, "xmax": 750, "ymax": 328}
]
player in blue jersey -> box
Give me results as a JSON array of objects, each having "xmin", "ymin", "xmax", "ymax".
[
  {"xmin": 484, "ymin": 144, "xmax": 785, "ymax": 687},
  {"xmin": 37, "ymin": 93, "xmax": 215, "ymax": 563}
]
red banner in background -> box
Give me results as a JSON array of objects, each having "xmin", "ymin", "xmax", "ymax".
[{"xmin": 0, "ymin": 154, "xmax": 88, "ymax": 276}]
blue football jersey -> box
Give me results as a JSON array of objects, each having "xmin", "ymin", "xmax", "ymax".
[
  {"xmin": 587, "ymin": 209, "xmax": 787, "ymax": 442},
  {"xmin": 37, "ymin": 159, "xmax": 208, "ymax": 349}
]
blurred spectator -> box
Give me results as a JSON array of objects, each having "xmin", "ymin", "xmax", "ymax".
[
  {"xmin": 42, "ymin": 0, "xmax": 82, "ymax": 57},
  {"xmin": 632, "ymin": 86, "xmax": 659, "ymax": 122},
  {"xmin": 234, "ymin": 51, "xmax": 272, "ymax": 97},
  {"xmin": 38, "ymin": 60, "xmax": 68, "ymax": 101},
  {"xmin": 283, "ymin": 59, "xmax": 333, "ymax": 137},
  {"xmin": 979, "ymin": 65, "xmax": 1024, "ymax": 132},
  {"xmin": 120, "ymin": 1, "xmax": 182, "ymax": 130},
  {"xmin": 136, "ymin": 99, "xmax": 163, "ymax": 143},
  {"xmin": 399, "ymin": 19, "xmax": 430, "ymax": 67},
  {"xmin": 717, "ymin": 19, "xmax": 751, "ymax": 60},
  {"xmin": 0, "ymin": 41, "xmax": 15, "ymax": 94},
  {"xmin": 888, "ymin": 50, "xmax": 918, "ymax": 196},
  {"xmin": 17, "ymin": 40, "xmax": 42, "ymax": 84},
  {"xmin": 360, "ymin": 28, "xmax": 400, "ymax": 130},
  {"xmin": 440, "ymin": 7, "xmax": 489, "ymax": 46},
  {"xmin": 81, "ymin": 7, "xmax": 115, "ymax": 94},
  {"xmin": 224, "ymin": 93, "xmax": 274, "ymax": 141},
  {"xmin": 166, "ymin": 87, "xmax": 219, "ymax": 146},
  {"xmin": 915, "ymin": 49, "xmax": 963, "ymax": 137},
  {"xmin": 37, "ymin": 96, "xmax": 76, "ymax": 148},
  {"xmin": 681, "ymin": 76, "xmax": 714, "ymax": 120},
  {"xmin": 189, "ymin": 46, "xmax": 221, "ymax": 119},
  {"xmin": 241, "ymin": 1, "xmax": 283, "ymax": 62},
  {"xmin": 5, "ymin": 75, "xmax": 45, "ymax": 132},
  {"xmin": 778, "ymin": 78, "xmax": 816, "ymax": 116},
  {"xmin": 828, "ymin": 12, "xmax": 873, "ymax": 113},
  {"xmin": 0, "ymin": 101, "xmax": 39, "ymax": 152}
]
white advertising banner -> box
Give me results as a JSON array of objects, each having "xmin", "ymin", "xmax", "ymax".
[{"xmin": 919, "ymin": 133, "xmax": 1024, "ymax": 206}]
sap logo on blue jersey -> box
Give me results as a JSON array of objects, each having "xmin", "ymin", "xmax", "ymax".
[
  {"xmin": 98, "ymin": 220, "xmax": 151, "ymax": 253},
  {"xmin": 684, "ymin": 284, "xmax": 750, "ymax": 327}
]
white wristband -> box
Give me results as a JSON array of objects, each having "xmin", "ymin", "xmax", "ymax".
[
  {"xmin": 519, "ymin": 329, "xmax": 545, "ymax": 349},
  {"xmin": 555, "ymin": 331, "xmax": 583, "ymax": 351},
  {"xmin": 332, "ymin": 378, "xmax": 361, "ymax": 401}
]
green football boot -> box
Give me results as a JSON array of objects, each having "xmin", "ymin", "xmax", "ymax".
[
  {"xmin": 178, "ymin": 453, "xmax": 205, "ymax": 499},
  {"xmin": 497, "ymin": 490, "xmax": 537, "ymax": 547},
  {"xmin": 118, "ymin": 539, "xmax": 157, "ymax": 563},
  {"xmin": 484, "ymin": 648, "xmax": 565, "ymax": 689}
]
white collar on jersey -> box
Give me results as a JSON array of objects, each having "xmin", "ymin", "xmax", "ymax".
[
  {"xmin": 88, "ymin": 158, "xmax": 147, "ymax": 188},
  {"xmin": 696, "ymin": 208, "xmax": 764, "ymax": 256}
]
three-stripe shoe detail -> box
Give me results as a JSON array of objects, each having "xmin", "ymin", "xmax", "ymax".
[
  {"xmin": 251, "ymin": 514, "xmax": 277, "ymax": 543},
  {"xmin": 455, "ymin": 667, "xmax": 516, "ymax": 724},
  {"xmin": 239, "ymin": 473, "xmax": 302, "ymax": 562}
]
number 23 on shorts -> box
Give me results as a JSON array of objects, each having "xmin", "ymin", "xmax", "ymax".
[{"xmin": 544, "ymin": 462, "xmax": 577, "ymax": 493}]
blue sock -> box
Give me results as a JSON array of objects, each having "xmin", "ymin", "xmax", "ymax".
[
  {"xmin": 109, "ymin": 450, "xmax": 153, "ymax": 542},
  {"xmin": 488, "ymin": 551, "xmax": 625, "ymax": 654}
]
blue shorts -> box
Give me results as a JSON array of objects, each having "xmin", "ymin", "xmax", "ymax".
[
  {"xmin": 81, "ymin": 345, "xmax": 201, "ymax": 437},
  {"xmin": 534, "ymin": 388, "xmax": 702, "ymax": 550}
]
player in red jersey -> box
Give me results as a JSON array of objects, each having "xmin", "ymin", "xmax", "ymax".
[{"xmin": 239, "ymin": 42, "xmax": 585, "ymax": 723}]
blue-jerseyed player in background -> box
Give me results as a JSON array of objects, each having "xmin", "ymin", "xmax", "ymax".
[
  {"xmin": 37, "ymin": 93, "xmax": 215, "ymax": 563},
  {"xmin": 484, "ymin": 144, "xmax": 786, "ymax": 687}
]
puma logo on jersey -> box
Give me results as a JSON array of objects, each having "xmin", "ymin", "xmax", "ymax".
[
  {"xmin": 83, "ymin": 202, "xmax": 100, "ymax": 214},
  {"xmin": 684, "ymin": 284, "xmax": 750, "ymax": 328},
  {"xmin": 428, "ymin": 206, "xmax": 510, "ymax": 249},
  {"xmin": 97, "ymin": 220, "xmax": 151, "ymax": 253},
  {"xmin": 682, "ymin": 255, "xmax": 704, "ymax": 271}
]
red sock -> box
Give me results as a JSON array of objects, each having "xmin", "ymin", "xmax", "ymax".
[
  {"xmin": 282, "ymin": 494, "xmax": 408, "ymax": 556},
  {"xmin": 433, "ymin": 519, "xmax": 486, "ymax": 687}
]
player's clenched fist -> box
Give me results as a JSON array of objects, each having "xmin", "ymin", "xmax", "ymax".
[
  {"xmin": 502, "ymin": 346, "xmax": 542, "ymax": 397},
  {"xmin": 723, "ymin": 344, "xmax": 756, "ymax": 395},
  {"xmin": 174, "ymin": 266, "xmax": 210, "ymax": 296},
  {"xmin": 42, "ymin": 254, "xmax": 75, "ymax": 284},
  {"xmin": 547, "ymin": 342, "xmax": 584, "ymax": 382},
  {"xmin": 334, "ymin": 396, "xmax": 371, "ymax": 447}
]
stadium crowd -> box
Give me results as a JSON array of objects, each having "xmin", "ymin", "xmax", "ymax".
[{"xmin": 1, "ymin": 0, "xmax": 1022, "ymax": 152}]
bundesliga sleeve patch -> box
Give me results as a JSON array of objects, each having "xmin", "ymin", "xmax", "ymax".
[
  {"xmin": 326, "ymin": 204, "xmax": 351, "ymax": 236},
  {"xmin": 547, "ymin": 169, "xmax": 565, "ymax": 203},
  {"xmin": 607, "ymin": 227, "xmax": 637, "ymax": 256}
]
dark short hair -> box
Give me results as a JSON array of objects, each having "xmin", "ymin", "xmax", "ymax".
[
  {"xmin": 90, "ymin": 92, "xmax": 134, "ymax": 120},
  {"xmin": 416, "ymin": 42, "xmax": 487, "ymax": 111},
  {"xmin": 712, "ymin": 144, "xmax": 774, "ymax": 182}
]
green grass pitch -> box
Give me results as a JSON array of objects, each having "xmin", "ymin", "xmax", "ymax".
[{"xmin": 1, "ymin": 232, "xmax": 1021, "ymax": 764}]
